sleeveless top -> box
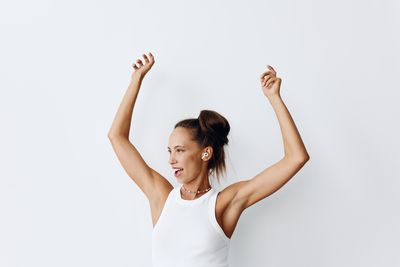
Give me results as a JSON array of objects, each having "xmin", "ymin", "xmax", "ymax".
[{"xmin": 151, "ymin": 187, "xmax": 231, "ymax": 267}]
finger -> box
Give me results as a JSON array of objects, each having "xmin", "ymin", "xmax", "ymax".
[
  {"xmin": 266, "ymin": 77, "xmax": 277, "ymax": 88},
  {"xmin": 261, "ymin": 73, "xmax": 274, "ymax": 85},
  {"xmin": 267, "ymin": 65, "xmax": 276, "ymax": 75},
  {"xmin": 260, "ymin": 71, "xmax": 269, "ymax": 79},
  {"xmin": 146, "ymin": 52, "xmax": 154, "ymax": 64},
  {"xmin": 260, "ymin": 70, "xmax": 275, "ymax": 80},
  {"xmin": 261, "ymin": 75, "xmax": 273, "ymax": 86},
  {"xmin": 133, "ymin": 64, "xmax": 138, "ymax": 70},
  {"xmin": 143, "ymin": 54, "xmax": 149, "ymax": 63},
  {"xmin": 136, "ymin": 59, "xmax": 143, "ymax": 66},
  {"xmin": 263, "ymin": 74, "xmax": 273, "ymax": 86},
  {"xmin": 265, "ymin": 78, "xmax": 274, "ymax": 88}
]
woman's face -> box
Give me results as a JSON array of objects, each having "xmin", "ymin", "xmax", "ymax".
[{"xmin": 168, "ymin": 127, "xmax": 205, "ymax": 183}]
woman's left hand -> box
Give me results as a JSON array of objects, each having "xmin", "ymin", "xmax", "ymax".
[{"xmin": 260, "ymin": 65, "xmax": 282, "ymax": 98}]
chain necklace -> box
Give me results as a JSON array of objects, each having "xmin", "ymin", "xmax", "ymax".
[{"xmin": 181, "ymin": 185, "xmax": 212, "ymax": 195}]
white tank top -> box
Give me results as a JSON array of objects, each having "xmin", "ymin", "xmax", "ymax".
[{"xmin": 151, "ymin": 187, "xmax": 231, "ymax": 267}]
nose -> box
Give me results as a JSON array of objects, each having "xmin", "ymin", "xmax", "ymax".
[{"xmin": 169, "ymin": 152, "xmax": 176, "ymax": 165}]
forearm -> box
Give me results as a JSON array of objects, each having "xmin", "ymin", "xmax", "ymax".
[
  {"xmin": 267, "ymin": 95, "xmax": 309, "ymax": 161},
  {"xmin": 108, "ymin": 75, "xmax": 143, "ymax": 138}
]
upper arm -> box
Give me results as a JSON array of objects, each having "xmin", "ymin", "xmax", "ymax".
[
  {"xmin": 232, "ymin": 156, "xmax": 309, "ymax": 211},
  {"xmin": 108, "ymin": 136, "xmax": 173, "ymax": 202}
]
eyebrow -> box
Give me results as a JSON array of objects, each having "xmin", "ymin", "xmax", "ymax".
[{"xmin": 167, "ymin": 145, "xmax": 186, "ymax": 149}]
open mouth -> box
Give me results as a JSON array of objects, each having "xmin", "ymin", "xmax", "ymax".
[{"xmin": 174, "ymin": 168, "xmax": 184, "ymax": 176}]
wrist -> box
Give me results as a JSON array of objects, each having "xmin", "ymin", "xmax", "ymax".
[
  {"xmin": 131, "ymin": 72, "xmax": 144, "ymax": 82},
  {"xmin": 129, "ymin": 75, "xmax": 143, "ymax": 90},
  {"xmin": 266, "ymin": 94, "xmax": 281, "ymax": 102}
]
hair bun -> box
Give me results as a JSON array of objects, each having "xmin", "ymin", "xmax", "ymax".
[{"xmin": 198, "ymin": 110, "xmax": 230, "ymax": 146}]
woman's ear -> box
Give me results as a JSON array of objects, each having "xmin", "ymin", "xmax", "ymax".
[{"xmin": 205, "ymin": 146, "xmax": 213, "ymax": 158}]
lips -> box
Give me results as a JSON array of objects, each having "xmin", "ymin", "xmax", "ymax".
[
  {"xmin": 173, "ymin": 167, "xmax": 184, "ymax": 176},
  {"xmin": 174, "ymin": 168, "xmax": 183, "ymax": 174}
]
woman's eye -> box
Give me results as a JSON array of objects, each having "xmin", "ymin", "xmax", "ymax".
[{"xmin": 167, "ymin": 149, "xmax": 184, "ymax": 153}]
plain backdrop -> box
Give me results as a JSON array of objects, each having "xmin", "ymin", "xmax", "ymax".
[{"xmin": 1, "ymin": 0, "xmax": 399, "ymax": 266}]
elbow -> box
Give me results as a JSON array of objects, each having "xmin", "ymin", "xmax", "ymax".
[
  {"xmin": 298, "ymin": 152, "xmax": 310, "ymax": 163},
  {"xmin": 286, "ymin": 153, "xmax": 310, "ymax": 165},
  {"xmin": 302, "ymin": 152, "xmax": 310, "ymax": 161},
  {"xmin": 108, "ymin": 132, "xmax": 129, "ymax": 141},
  {"xmin": 107, "ymin": 132, "xmax": 114, "ymax": 139},
  {"xmin": 108, "ymin": 132, "xmax": 120, "ymax": 140},
  {"xmin": 300, "ymin": 154, "xmax": 310, "ymax": 166},
  {"xmin": 108, "ymin": 129, "xmax": 122, "ymax": 139},
  {"xmin": 294, "ymin": 155, "xmax": 309, "ymax": 168}
]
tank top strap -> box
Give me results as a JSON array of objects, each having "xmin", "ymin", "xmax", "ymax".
[
  {"xmin": 208, "ymin": 189, "xmax": 231, "ymax": 243},
  {"xmin": 152, "ymin": 188, "xmax": 175, "ymax": 232}
]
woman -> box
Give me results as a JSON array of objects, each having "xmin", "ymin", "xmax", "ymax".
[{"xmin": 108, "ymin": 52, "xmax": 310, "ymax": 267}]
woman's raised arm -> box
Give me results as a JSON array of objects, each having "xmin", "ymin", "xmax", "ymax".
[
  {"xmin": 222, "ymin": 66, "xmax": 310, "ymax": 213},
  {"xmin": 108, "ymin": 52, "xmax": 173, "ymax": 205},
  {"xmin": 108, "ymin": 52, "xmax": 154, "ymax": 138}
]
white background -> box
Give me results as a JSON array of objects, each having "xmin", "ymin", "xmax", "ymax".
[{"xmin": 1, "ymin": 0, "xmax": 399, "ymax": 266}]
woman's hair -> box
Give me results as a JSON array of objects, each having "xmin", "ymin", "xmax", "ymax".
[{"xmin": 174, "ymin": 110, "xmax": 230, "ymax": 184}]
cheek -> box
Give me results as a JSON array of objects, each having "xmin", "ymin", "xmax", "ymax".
[
  {"xmin": 186, "ymin": 155, "xmax": 202, "ymax": 169},
  {"xmin": 182, "ymin": 154, "xmax": 198, "ymax": 168}
]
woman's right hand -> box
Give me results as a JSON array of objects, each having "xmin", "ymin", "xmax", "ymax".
[{"xmin": 131, "ymin": 52, "xmax": 155, "ymax": 80}]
